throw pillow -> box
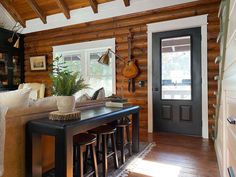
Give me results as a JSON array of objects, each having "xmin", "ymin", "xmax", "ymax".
[
  {"xmin": 22, "ymin": 84, "xmax": 39, "ymax": 100},
  {"xmin": 91, "ymin": 87, "xmax": 104, "ymax": 100},
  {"xmin": 77, "ymin": 94, "xmax": 91, "ymax": 102},
  {"xmin": 0, "ymin": 89, "xmax": 31, "ymax": 108},
  {"xmin": 96, "ymin": 88, "xmax": 105, "ymax": 100}
]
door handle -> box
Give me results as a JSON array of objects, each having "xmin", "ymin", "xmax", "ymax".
[
  {"xmin": 153, "ymin": 88, "xmax": 159, "ymax": 92},
  {"xmin": 227, "ymin": 117, "xmax": 236, "ymax": 125}
]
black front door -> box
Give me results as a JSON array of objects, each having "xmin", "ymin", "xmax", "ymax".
[{"xmin": 152, "ymin": 27, "xmax": 202, "ymax": 136}]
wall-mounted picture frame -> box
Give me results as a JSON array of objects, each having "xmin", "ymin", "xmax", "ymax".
[{"xmin": 30, "ymin": 56, "xmax": 46, "ymax": 71}]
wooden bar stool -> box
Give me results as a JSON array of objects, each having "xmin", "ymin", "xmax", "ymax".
[
  {"xmin": 117, "ymin": 117, "xmax": 132, "ymax": 164},
  {"xmin": 89, "ymin": 125, "xmax": 119, "ymax": 177},
  {"xmin": 73, "ymin": 133, "xmax": 98, "ymax": 177}
]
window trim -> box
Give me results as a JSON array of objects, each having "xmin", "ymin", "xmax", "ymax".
[{"xmin": 53, "ymin": 38, "xmax": 116, "ymax": 95}]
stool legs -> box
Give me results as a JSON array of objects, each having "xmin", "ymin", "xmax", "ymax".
[
  {"xmin": 84, "ymin": 146, "xmax": 89, "ymax": 173},
  {"xmin": 102, "ymin": 134, "xmax": 108, "ymax": 177},
  {"xmin": 101, "ymin": 133, "xmax": 119, "ymax": 177},
  {"xmin": 118, "ymin": 124, "xmax": 132, "ymax": 165},
  {"xmin": 83, "ymin": 144, "xmax": 99, "ymax": 177},
  {"xmin": 120, "ymin": 128, "xmax": 125, "ymax": 164},
  {"xmin": 126, "ymin": 126, "xmax": 132, "ymax": 156},
  {"xmin": 91, "ymin": 144, "xmax": 98, "ymax": 177},
  {"xmin": 111, "ymin": 133, "xmax": 119, "ymax": 169}
]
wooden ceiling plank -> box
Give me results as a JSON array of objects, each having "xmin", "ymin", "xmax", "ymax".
[
  {"xmin": 26, "ymin": 0, "xmax": 47, "ymax": 24},
  {"xmin": 123, "ymin": 0, "xmax": 130, "ymax": 7},
  {"xmin": 89, "ymin": 0, "xmax": 98, "ymax": 13},
  {"xmin": 0, "ymin": 0, "xmax": 26, "ymax": 27},
  {"xmin": 55, "ymin": 0, "xmax": 70, "ymax": 19}
]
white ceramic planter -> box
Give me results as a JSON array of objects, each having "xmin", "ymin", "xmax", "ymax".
[{"xmin": 57, "ymin": 96, "xmax": 76, "ymax": 113}]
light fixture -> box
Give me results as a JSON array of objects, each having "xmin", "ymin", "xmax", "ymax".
[
  {"xmin": 8, "ymin": 22, "xmax": 22, "ymax": 48},
  {"xmin": 98, "ymin": 48, "xmax": 126, "ymax": 65},
  {"xmin": 13, "ymin": 37, "xmax": 20, "ymax": 48}
]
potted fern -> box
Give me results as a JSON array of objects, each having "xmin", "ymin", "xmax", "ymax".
[{"xmin": 50, "ymin": 56, "xmax": 88, "ymax": 113}]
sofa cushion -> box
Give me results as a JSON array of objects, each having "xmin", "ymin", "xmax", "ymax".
[
  {"xmin": 22, "ymin": 84, "xmax": 39, "ymax": 100},
  {"xmin": 0, "ymin": 89, "xmax": 31, "ymax": 108}
]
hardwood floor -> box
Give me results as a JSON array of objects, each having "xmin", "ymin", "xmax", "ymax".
[{"xmin": 128, "ymin": 133, "xmax": 220, "ymax": 177}]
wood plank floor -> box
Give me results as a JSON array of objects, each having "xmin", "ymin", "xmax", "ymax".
[{"xmin": 128, "ymin": 133, "xmax": 220, "ymax": 177}]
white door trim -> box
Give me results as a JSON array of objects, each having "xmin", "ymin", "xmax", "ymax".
[{"xmin": 147, "ymin": 14, "xmax": 209, "ymax": 138}]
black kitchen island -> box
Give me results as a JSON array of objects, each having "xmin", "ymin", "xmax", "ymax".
[{"xmin": 26, "ymin": 106, "xmax": 140, "ymax": 177}]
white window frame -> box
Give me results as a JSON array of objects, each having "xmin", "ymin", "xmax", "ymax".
[{"xmin": 52, "ymin": 38, "xmax": 116, "ymax": 95}]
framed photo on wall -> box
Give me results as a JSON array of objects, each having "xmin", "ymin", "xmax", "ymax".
[{"xmin": 30, "ymin": 56, "xmax": 46, "ymax": 71}]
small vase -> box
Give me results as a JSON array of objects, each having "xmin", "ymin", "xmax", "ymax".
[{"xmin": 57, "ymin": 96, "xmax": 76, "ymax": 113}]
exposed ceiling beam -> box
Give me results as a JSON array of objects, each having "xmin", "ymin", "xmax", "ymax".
[
  {"xmin": 54, "ymin": 0, "xmax": 70, "ymax": 19},
  {"xmin": 26, "ymin": 0, "xmax": 47, "ymax": 24},
  {"xmin": 89, "ymin": 0, "xmax": 98, "ymax": 13},
  {"xmin": 0, "ymin": 0, "xmax": 26, "ymax": 27},
  {"xmin": 123, "ymin": 0, "xmax": 130, "ymax": 6}
]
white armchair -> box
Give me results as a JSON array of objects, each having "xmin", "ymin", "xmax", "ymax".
[{"xmin": 18, "ymin": 83, "xmax": 46, "ymax": 99}]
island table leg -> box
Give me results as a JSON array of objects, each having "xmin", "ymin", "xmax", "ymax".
[
  {"xmin": 55, "ymin": 132, "xmax": 73, "ymax": 177},
  {"xmin": 132, "ymin": 112, "xmax": 140, "ymax": 153}
]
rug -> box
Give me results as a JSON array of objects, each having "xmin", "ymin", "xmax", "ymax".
[
  {"xmin": 111, "ymin": 142, "xmax": 156, "ymax": 177},
  {"xmin": 43, "ymin": 142, "xmax": 156, "ymax": 177}
]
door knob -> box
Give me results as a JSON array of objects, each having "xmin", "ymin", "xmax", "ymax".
[{"xmin": 227, "ymin": 117, "xmax": 236, "ymax": 124}]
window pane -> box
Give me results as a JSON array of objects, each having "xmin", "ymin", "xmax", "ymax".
[
  {"xmin": 86, "ymin": 76, "xmax": 113, "ymax": 96},
  {"xmin": 89, "ymin": 51, "xmax": 112, "ymax": 76},
  {"xmin": 63, "ymin": 53, "xmax": 82, "ymax": 73},
  {"xmin": 161, "ymin": 36, "xmax": 191, "ymax": 100}
]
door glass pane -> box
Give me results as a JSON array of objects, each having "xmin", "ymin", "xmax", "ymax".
[{"xmin": 161, "ymin": 36, "xmax": 191, "ymax": 100}]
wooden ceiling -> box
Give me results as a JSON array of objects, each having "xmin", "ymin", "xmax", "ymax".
[{"xmin": 0, "ymin": 0, "xmax": 130, "ymax": 28}]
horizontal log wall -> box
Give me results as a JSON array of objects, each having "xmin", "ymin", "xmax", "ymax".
[{"xmin": 24, "ymin": 0, "xmax": 220, "ymax": 136}]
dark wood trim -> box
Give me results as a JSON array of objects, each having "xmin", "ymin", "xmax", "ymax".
[
  {"xmin": 26, "ymin": 0, "xmax": 47, "ymax": 24},
  {"xmin": 0, "ymin": 0, "xmax": 25, "ymax": 27},
  {"xmin": 89, "ymin": 0, "xmax": 98, "ymax": 13},
  {"xmin": 54, "ymin": 0, "xmax": 70, "ymax": 19},
  {"xmin": 123, "ymin": 0, "xmax": 130, "ymax": 7}
]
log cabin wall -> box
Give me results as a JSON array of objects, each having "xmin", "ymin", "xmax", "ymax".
[{"xmin": 24, "ymin": 0, "xmax": 220, "ymax": 136}]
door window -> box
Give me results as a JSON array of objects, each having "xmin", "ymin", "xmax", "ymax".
[{"xmin": 161, "ymin": 36, "xmax": 192, "ymax": 100}]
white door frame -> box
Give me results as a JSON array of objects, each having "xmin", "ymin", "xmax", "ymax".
[{"xmin": 147, "ymin": 14, "xmax": 209, "ymax": 138}]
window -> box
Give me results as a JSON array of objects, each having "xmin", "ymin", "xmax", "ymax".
[{"xmin": 53, "ymin": 39, "xmax": 116, "ymax": 97}]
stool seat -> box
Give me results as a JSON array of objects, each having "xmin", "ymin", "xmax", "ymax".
[
  {"xmin": 74, "ymin": 133, "xmax": 96, "ymax": 145},
  {"xmin": 89, "ymin": 125, "xmax": 116, "ymax": 135},
  {"xmin": 73, "ymin": 133, "xmax": 98, "ymax": 177}
]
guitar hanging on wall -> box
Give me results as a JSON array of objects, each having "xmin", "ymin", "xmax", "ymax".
[{"xmin": 122, "ymin": 30, "xmax": 139, "ymax": 93}]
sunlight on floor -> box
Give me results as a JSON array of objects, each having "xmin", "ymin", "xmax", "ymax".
[{"xmin": 127, "ymin": 158, "xmax": 181, "ymax": 177}]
